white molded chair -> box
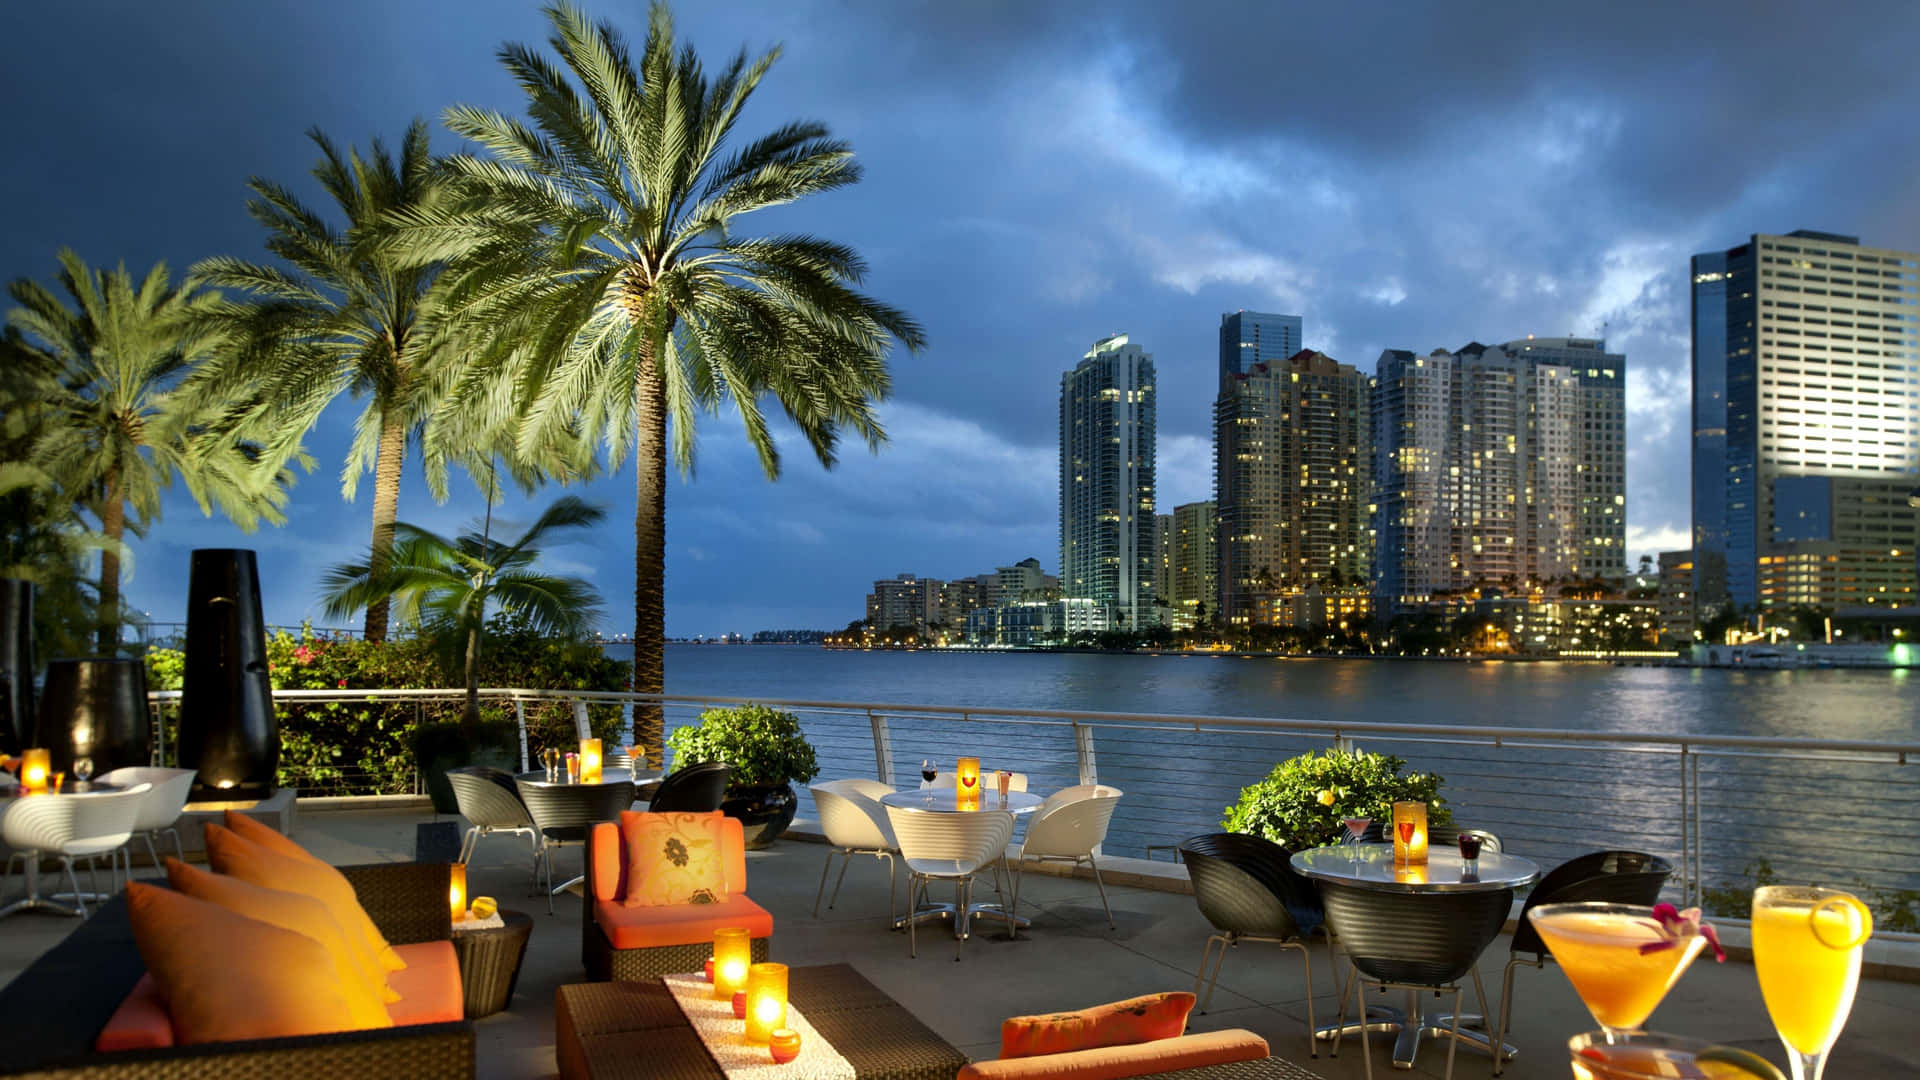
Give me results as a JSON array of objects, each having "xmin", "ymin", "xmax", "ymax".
[
  {"xmin": 99, "ymin": 766, "xmax": 197, "ymax": 874},
  {"xmin": 1008, "ymin": 784, "xmax": 1123, "ymax": 929},
  {"xmin": 885, "ymin": 804, "xmax": 1015, "ymax": 961},
  {"xmin": 0, "ymin": 783, "xmax": 151, "ymax": 918},
  {"xmin": 808, "ymin": 779, "xmax": 899, "ymax": 919}
]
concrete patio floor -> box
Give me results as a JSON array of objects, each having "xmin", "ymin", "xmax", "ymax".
[{"xmin": 4, "ymin": 803, "xmax": 1917, "ymax": 1079}]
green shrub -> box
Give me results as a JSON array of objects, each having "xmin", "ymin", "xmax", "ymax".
[
  {"xmin": 1222, "ymin": 747, "xmax": 1451, "ymax": 852},
  {"xmin": 665, "ymin": 704, "xmax": 820, "ymax": 788}
]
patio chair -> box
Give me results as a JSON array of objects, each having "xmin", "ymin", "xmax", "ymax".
[
  {"xmin": 808, "ymin": 779, "xmax": 899, "ymax": 919},
  {"xmin": 516, "ymin": 779, "xmax": 637, "ymax": 913},
  {"xmin": 1323, "ymin": 882, "xmax": 1509, "ymax": 1080},
  {"xmin": 1177, "ymin": 832, "xmax": 1327, "ymax": 1058},
  {"xmin": 647, "ymin": 761, "xmax": 730, "ymax": 812},
  {"xmin": 447, "ymin": 766, "xmax": 540, "ymax": 879},
  {"xmin": 1007, "ymin": 784, "xmax": 1121, "ymax": 930},
  {"xmin": 1490, "ymin": 850, "xmax": 1673, "ymax": 1075},
  {"xmin": 97, "ymin": 766, "xmax": 196, "ymax": 874},
  {"xmin": 885, "ymin": 804, "xmax": 1015, "ymax": 961},
  {"xmin": 0, "ymin": 783, "xmax": 151, "ymax": 918}
]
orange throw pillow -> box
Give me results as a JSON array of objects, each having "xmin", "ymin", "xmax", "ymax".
[
  {"xmin": 622, "ymin": 811, "xmax": 729, "ymax": 907},
  {"xmin": 125, "ymin": 882, "xmax": 365, "ymax": 1044},
  {"xmin": 166, "ymin": 858, "xmax": 396, "ymax": 1021},
  {"xmin": 999, "ymin": 992, "xmax": 1196, "ymax": 1059},
  {"xmin": 203, "ymin": 823, "xmax": 407, "ymax": 973},
  {"xmin": 224, "ymin": 810, "xmax": 319, "ymax": 863}
]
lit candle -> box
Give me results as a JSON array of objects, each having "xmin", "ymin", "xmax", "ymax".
[
  {"xmin": 712, "ymin": 927, "xmax": 752, "ymax": 1001},
  {"xmin": 703, "ymin": 958, "xmax": 714, "ymax": 982},
  {"xmin": 732, "ymin": 991, "xmax": 747, "ymax": 1019},
  {"xmin": 579, "ymin": 738, "xmax": 602, "ymax": 783},
  {"xmin": 449, "ymin": 863, "xmax": 468, "ymax": 921},
  {"xmin": 1392, "ymin": 801, "xmax": 1429, "ymax": 865},
  {"xmin": 744, "ymin": 962, "xmax": 789, "ymax": 1043},
  {"xmin": 19, "ymin": 749, "xmax": 49, "ymax": 794},
  {"xmin": 955, "ymin": 756, "xmax": 980, "ymax": 796},
  {"xmin": 769, "ymin": 1028, "xmax": 801, "ymax": 1064}
]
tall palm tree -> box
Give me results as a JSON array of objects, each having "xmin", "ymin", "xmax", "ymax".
[
  {"xmin": 320, "ymin": 495, "xmax": 605, "ymax": 729},
  {"xmin": 6, "ymin": 251, "xmax": 293, "ymax": 653},
  {"xmin": 196, "ymin": 122, "xmax": 510, "ymax": 642},
  {"xmin": 391, "ymin": 2, "xmax": 924, "ymax": 754}
]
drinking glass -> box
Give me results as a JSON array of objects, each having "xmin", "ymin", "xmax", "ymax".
[
  {"xmin": 73, "ymin": 757, "xmax": 94, "ymax": 786},
  {"xmin": 1752, "ymin": 885, "xmax": 1872, "ymax": 1080},
  {"xmin": 1342, "ymin": 817, "xmax": 1370, "ymax": 864},
  {"xmin": 1567, "ymin": 1031, "xmax": 1786, "ymax": 1080},
  {"xmin": 1527, "ymin": 902, "xmax": 1709, "ymax": 1040}
]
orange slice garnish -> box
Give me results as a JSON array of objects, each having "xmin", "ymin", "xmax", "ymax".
[{"xmin": 1808, "ymin": 895, "xmax": 1872, "ymax": 950}]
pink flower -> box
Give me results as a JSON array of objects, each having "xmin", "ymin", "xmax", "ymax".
[
  {"xmin": 337, "ymin": 678, "xmax": 348, "ymax": 688},
  {"xmin": 1639, "ymin": 903, "xmax": 1726, "ymax": 962},
  {"xmin": 292, "ymin": 645, "xmax": 317, "ymax": 664}
]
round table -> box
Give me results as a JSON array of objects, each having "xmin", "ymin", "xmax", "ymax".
[
  {"xmin": 513, "ymin": 771, "xmax": 650, "ymax": 901},
  {"xmin": 1292, "ymin": 843, "xmax": 1540, "ymax": 1071},
  {"xmin": 513, "ymin": 766, "xmax": 661, "ymax": 788},
  {"xmin": 878, "ymin": 788, "xmax": 1043, "ymax": 937}
]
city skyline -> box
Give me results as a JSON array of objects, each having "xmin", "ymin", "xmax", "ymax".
[{"xmin": 7, "ymin": 2, "xmax": 1920, "ymax": 636}]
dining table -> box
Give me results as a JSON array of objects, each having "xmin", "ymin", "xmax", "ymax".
[
  {"xmin": 1291, "ymin": 842, "xmax": 1540, "ymax": 1070},
  {"xmin": 878, "ymin": 786, "xmax": 1043, "ymax": 937},
  {"xmin": 513, "ymin": 768, "xmax": 655, "ymax": 896},
  {"xmin": 0, "ymin": 780, "xmax": 128, "ymax": 919}
]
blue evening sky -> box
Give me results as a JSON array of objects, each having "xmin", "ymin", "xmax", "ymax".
[{"xmin": 4, "ymin": 2, "xmax": 1918, "ymax": 638}]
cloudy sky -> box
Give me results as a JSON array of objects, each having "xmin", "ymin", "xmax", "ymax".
[{"xmin": 6, "ymin": 1, "xmax": 1918, "ymax": 639}]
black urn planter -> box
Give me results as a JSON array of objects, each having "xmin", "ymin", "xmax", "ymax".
[
  {"xmin": 179, "ymin": 549, "xmax": 279, "ymax": 801},
  {"xmin": 0, "ymin": 579, "xmax": 33, "ymax": 755},
  {"xmin": 35, "ymin": 657, "xmax": 152, "ymax": 775},
  {"xmin": 720, "ymin": 783, "xmax": 799, "ymax": 849}
]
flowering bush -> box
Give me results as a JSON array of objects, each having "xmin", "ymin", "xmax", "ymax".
[{"xmin": 1221, "ymin": 747, "xmax": 1451, "ymax": 852}]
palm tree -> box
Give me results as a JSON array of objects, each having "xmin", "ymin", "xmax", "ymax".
[
  {"xmin": 320, "ymin": 495, "xmax": 605, "ymax": 729},
  {"xmin": 391, "ymin": 2, "xmax": 925, "ymax": 753},
  {"xmin": 194, "ymin": 121, "xmax": 556, "ymax": 642},
  {"xmin": 6, "ymin": 251, "xmax": 293, "ymax": 653}
]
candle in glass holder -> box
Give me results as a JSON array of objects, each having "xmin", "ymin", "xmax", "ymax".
[
  {"xmin": 712, "ymin": 927, "xmax": 752, "ymax": 1000},
  {"xmin": 449, "ymin": 863, "xmax": 468, "ymax": 921},
  {"xmin": 955, "ymin": 756, "xmax": 980, "ymax": 795},
  {"xmin": 744, "ymin": 962, "xmax": 788, "ymax": 1043},
  {"xmin": 19, "ymin": 748, "xmax": 49, "ymax": 793},
  {"xmin": 769, "ymin": 1029, "xmax": 801, "ymax": 1064},
  {"xmin": 703, "ymin": 958, "xmax": 714, "ymax": 982},
  {"xmin": 1391, "ymin": 801, "xmax": 1428, "ymax": 865},
  {"xmin": 732, "ymin": 991, "xmax": 747, "ymax": 1019},
  {"xmin": 579, "ymin": 738, "xmax": 602, "ymax": 783}
]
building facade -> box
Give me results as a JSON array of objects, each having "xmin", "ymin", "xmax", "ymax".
[
  {"xmin": 865, "ymin": 573, "xmax": 941, "ymax": 634},
  {"xmin": 1658, "ymin": 550, "xmax": 1696, "ymax": 643},
  {"xmin": 1215, "ymin": 349, "xmax": 1371, "ymax": 625},
  {"xmin": 1218, "ymin": 310, "xmax": 1303, "ymax": 380},
  {"xmin": 1372, "ymin": 338, "xmax": 1626, "ymax": 604},
  {"xmin": 1060, "ymin": 334, "xmax": 1157, "ymax": 629},
  {"xmin": 1691, "ymin": 230, "xmax": 1920, "ymax": 618},
  {"xmin": 1171, "ymin": 500, "xmax": 1218, "ymax": 627}
]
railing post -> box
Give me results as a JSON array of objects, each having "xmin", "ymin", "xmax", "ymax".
[
  {"xmin": 869, "ymin": 710, "xmax": 893, "ymax": 786},
  {"xmin": 1678, "ymin": 744, "xmax": 1691, "ymax": 906},
  {"xmin": 516, "ymin": 700, "xmax": 529, "ymax": 772},
  {"xmin": 572, "ymin": 698, "xmax": 591, "ymax": 741},
  {"xmin": 1689, "ymin": 749, "xmax": 1703, "ymax": 906},
  {"xmin": 1075, "ymin": 724, "xmax": 1098, "ymax": 786}
]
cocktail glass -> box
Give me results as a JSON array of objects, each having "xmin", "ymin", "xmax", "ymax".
[
  {"xmin": 1527, "ymin": 902, "xmax": 1709, "ymax": 1041},
  {"xmin": 1752, "ymin": 885, "xmax": 1873, "ymax": 1080},
  {"xmin": 1342, "ymin": 817, "xmax": 1370, "ymax": 864},
  {"xmin": 1567, "ymin": 1031, "xmax": 1787, "ymax": 1080}
]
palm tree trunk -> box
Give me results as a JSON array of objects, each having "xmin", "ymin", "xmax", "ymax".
[
  {"xmin": 632, "ymin": 341, "xmax": 668, "ymax": 760},
  {"xmin": 96, "ymin": 471, "xmax": 125, "ymax": 655},
  {"xmin": 463, "ymin": 619, "xmax": 481, "ymax": 737},
  {"xmin": 363, "ymin": 409, "xmax": 408, "ymax": 642}
]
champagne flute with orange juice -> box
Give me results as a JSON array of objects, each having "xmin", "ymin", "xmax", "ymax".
[{"xmin": 1752, "ymin": 885, "xmax": 1872, "ymax": 1080}]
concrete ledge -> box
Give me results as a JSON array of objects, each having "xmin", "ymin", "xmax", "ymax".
[{"xmin": 176, "ymin": 787, "xmax": 298, "ymax": 854}]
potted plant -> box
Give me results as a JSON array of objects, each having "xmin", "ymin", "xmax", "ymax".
[
  {"xmin": 664, "ymin": 704, "xmax": 820, "ymax": 848},
  {"xmin": 411, "ymin": 717, "xmax": 521, "ymax": 815},
  {"xmin": 1221, "ymin": 747, "xmax": 1451, "ymax": 852}
]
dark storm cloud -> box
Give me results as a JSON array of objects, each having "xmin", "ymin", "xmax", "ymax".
[{"xmin": 5, "ymin": 0, "xmax": 1916, "ymax": 634}]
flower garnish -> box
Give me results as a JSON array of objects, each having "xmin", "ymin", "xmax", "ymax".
[{"xmin": 1639, "ymin": 903, "xmax": 1725, "ymax": 962}]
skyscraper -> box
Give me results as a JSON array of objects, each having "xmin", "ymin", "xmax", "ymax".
[
  {"xmin": 1372, "ymin": 338, "xmax": 1626, "ymax": 602},
  {"xmin": 1172, "ymin": 501, "xmax": 1218, "ymax": 625},
  {"xmin": 1691, "ymin": 230, "xmax": 1920, "ymax": 617},
  {"xmin": 1216, "ymin": 349, "xmax": 1371, "ymax": 624},
  {"xmin": 1218, "ymin": 310, "xmax": 1303, "ymax": 381},
  {"xmin": 1060, "ymin": 334, "xmax": 1157, "ymax": 629}
]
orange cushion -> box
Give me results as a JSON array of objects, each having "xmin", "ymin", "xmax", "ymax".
[
  {"xmin": 203, "ymin": 824, "xmax": 406, "ymax": 974},
  {"xmin": 593, "ymin": 894, "xmax": 773, "ymax": 949},
  {"xmin": 623, "ymin": 811, "xmax": 729, "ymax": 906},
  {"xmin": 1000, "ymin": 992, "xmax": 1195, "ymax": 1059},
  {"xmin": 95, "ymin": 975, "xmax": 174, "ymax": 1052},
  {"xmin": 224, "ymin": 809, "xmax": 318, "ymax": 863},
  {"xmin": 166, "ymin": 858, "xmax": 395, "ymax": 1022},
  {"xmin": 959, "ymin": 1030, "xmax": 1269, "ymax": 1080},
  {"xmin": 124, "ymin": 882, "xmax": 365, "ymax": 1044},
  {"xmin": 592, "ymin": 822, "xmax": 623, "ymax": 902},
  {"xmin": 385, "ymin": 941, "xmax": 464, "ymax": 1026},
  {"xmin": 620, "ymin": 810, "xmax": 747, "ymax": 895}
]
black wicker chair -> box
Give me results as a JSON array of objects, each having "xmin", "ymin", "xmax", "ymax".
[
  {"xmin": 648, "ymin": 761, "xmax": 730, "ymax": 812},
  {"xmin": 447, "ymin": 766, "xmax": 539, "ymax": 880},
  {"xmin": 1178, "ymin": 833, "xmax": 1328, "ymax": 1060},
  {"xmin": 1490, "ymin": 850, "xmax": 1673, "ymax": 1075},
  {"xmin": 1323, "ymin": 882, "xmax": 1510, "ymax": 1080},
  {"xmin": 515, "ymin": 779, "xmax": 637, "ymax": 914}
]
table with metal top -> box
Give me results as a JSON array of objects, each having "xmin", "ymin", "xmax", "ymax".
[
  {"xmin": 879, "ymin": 787, "xmax": 1042, "ymax": 937},
  {"xmin": 1292, "ymin": 843, "xmax": 1541, "ymax": 1071}
]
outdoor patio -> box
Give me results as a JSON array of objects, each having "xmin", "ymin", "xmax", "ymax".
[{"xmin": 3, "ymin": 801, "xmax": 1917, "ymax": 1079}]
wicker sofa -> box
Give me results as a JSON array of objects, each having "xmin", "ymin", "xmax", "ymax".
[
  {"xmin": 581, "ymin": 813, "xmax": 772, "ymax": 981},
  {"xmin": 0, "ymin": 861, "xmax": 475, "ymax": 1079}
]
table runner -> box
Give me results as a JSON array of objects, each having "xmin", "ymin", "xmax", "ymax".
[{"xmin": 662, "ymin": 972, "xmax": 858, "ymax": 1080}]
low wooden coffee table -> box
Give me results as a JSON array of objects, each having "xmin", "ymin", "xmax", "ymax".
[{"xmin": 556, "ymin": 964, "xmax": 967, "ymax": 1080}]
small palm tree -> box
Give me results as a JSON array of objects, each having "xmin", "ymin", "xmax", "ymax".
[
  {"xmin": 320, "ymin": 495, "xmax": 606, "ymax": 729},
  {"xmin": 391, "ymin": 2, "xmax": 924, "ymax": 754},
  {"xmin": 6, "ymin": 251, "xmax": 293, "ymax": 652}
]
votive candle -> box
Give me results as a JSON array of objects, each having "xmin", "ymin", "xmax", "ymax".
[
  {"xmin": 770, "ymin": 1028, "xmax": 801, "ymax": 1064},
  {"xmin": 712, "ymin": 927, "xmax": 752, "ymax": 1000},
  {"xmin": 744, "ymin": 962, "xmax": 789, "ymax": 1043}
]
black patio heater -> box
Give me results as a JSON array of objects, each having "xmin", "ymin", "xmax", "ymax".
[
  {"xmin": 35, "ymin": 657, "xmax": 152, "ymax": 777},
  {"xmin": 179, "ymin": 549, "xmax": 280, "ymax": 802}
]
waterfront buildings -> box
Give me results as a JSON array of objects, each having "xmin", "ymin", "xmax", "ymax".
[
  {"xmin": 865, "ymin": 573, "xmax": 942, "ymax": 634},
  {"xmin": 1060, "ymin": 334, "xmax": 1158, "ymax": 630},
  {"xmin": 1372, "ymin": 337, "xmax": 1627, "ymax": 605},
  {"xmin": 1690, "ymin": 230, "xmax": 1920, "ymax": 618},
  {"xmin": 1215, "ymin": 348, "xmax": 1371, "ymax": 625},
  {"xmin": 1218, "ymin": 310, "xmax": 1302, "ymax": 380},
  {"xmin": 1658, "ymin": 550, "xmax": 1695, "ymax": 642},
  {"xmin": 1152, "ymin": 514, "xmax": 1175, "ymax": 622},
  {"xmin": 1171, "ymin": 500, "xmax": 1217, "ymax": 627}
]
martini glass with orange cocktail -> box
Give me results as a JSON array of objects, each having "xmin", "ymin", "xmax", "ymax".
[{"xmin": 1526, "ymin": 901, "xmax": 1725, "ymax": 1042}]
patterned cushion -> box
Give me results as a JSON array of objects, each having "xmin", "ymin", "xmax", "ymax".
[
  {"xmin": 622, "ymin": 811, "xmax": 730, "ymax": 907},
  {"xmin": 999, "ymin": 992, "xmax": 1196, "ymax": 1059}
]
